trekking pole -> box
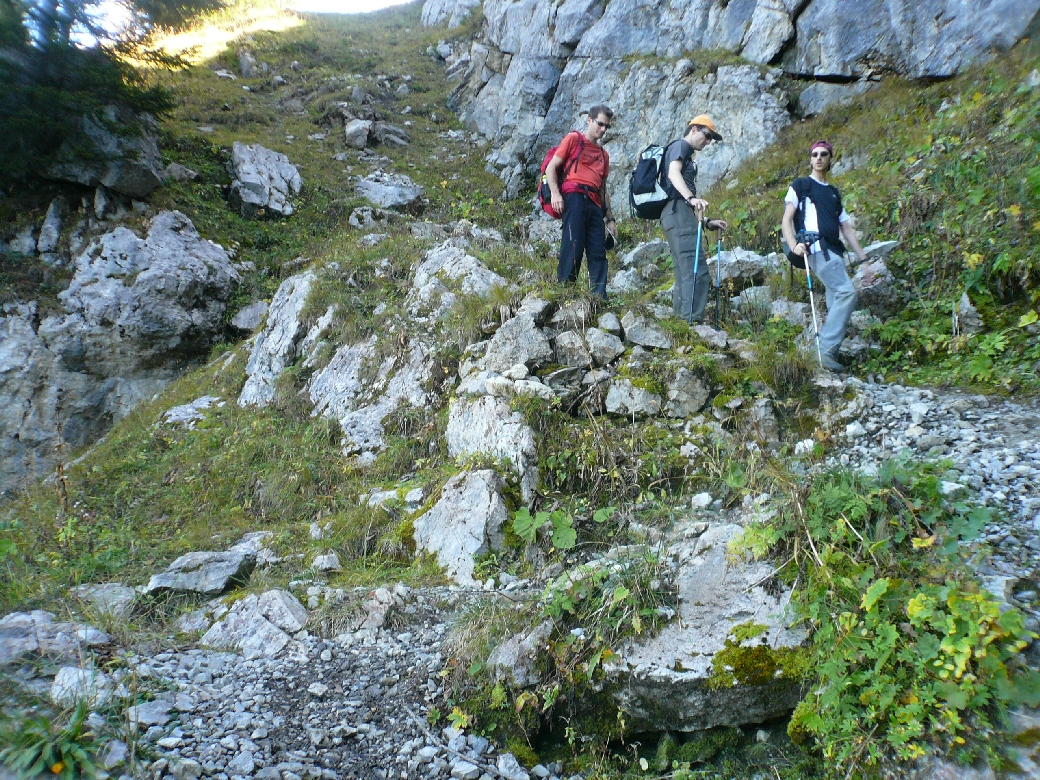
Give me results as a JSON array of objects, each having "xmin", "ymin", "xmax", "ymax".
[
  {"xmin": 691, "ymin": 212, "xmax": 703, "ymax": 325},
  {"xmin": 801, "ymin": 239, "xmax": 824, "ymax": 367},
  {"xmin": 715, "ymin": 230, "xmax": 723, "ymax": 330}
]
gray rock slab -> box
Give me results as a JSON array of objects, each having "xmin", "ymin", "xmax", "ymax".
[
  {"xmin": 239, "ymin": 271, "xmax": 314, "ymax": 407},
  {"xmin": 68, "ymin": 582, "xmax": 137, "ymax": 618},
  {"xmin": 47, "ymin": 106, "xmax": 165, "ymax": 197},
  {"xmin": 608, "ymin": 522, "xmax": 806, "ymax": 731},
  {"xmin": 231, "ymin": 300, "xmax": 269, "ymax": 331},
  {"xmin": 605, "ymin": 378, "xmax": 661, "ymax": 418},
  {"xmin": 51, "ymin": 666, "xmax": 113, "ymax": 708},
  {"xmin": 554, "ymin": 330, "xmax": 590, "ymax": 368},
  {"xmin": 620, "ymin": 311, "xmax": 672, "ymax": 349},
  {"xmin": 0, "ymin": 610, "xmax": 109, "ymax": 665},
  {"xmin": 664, "ymin": 366, "xmax": 710, "ymax": 417},
  {"xmin": 446, "ymin": 395, "xmax": 538, "ymax": 502},
  {"xmin": 145, "ymin": 550, "xmax": 256, "ymax": 597},
  {"xmin": 229, "ymin": 142, "xmax": 302, "ymax": 218},
  {"xmin": 480, "ymin": 313, "xmax": 553, "ymax": 373},
  {"xmin": 356, "ymin": 171, "xmax": 424, "ymax": 211},
  {"xmin": 585, "ymin": 327, "xmax": 625, "ymax": 367},
  {"xmin": 413, "ymin": 470, "xmax": 508, "ymax": 586},
  {"xmin": 126, "ymin": 699, "xmax": 173, "ymax": 730}
]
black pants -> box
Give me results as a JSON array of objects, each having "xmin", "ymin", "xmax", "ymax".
[{"xmin": 557, "ymin": 191, "xmax": 607, "ymax": 299}]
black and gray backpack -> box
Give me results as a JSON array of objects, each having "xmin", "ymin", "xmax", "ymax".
[{"xmin": 628, "ymin": 143, "xmax": 670, "ymax": 219}]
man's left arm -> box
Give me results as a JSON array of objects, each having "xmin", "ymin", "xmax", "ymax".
[
  {"xmin": 840, "ymin": 220, "xmax": 867, "ymax": 263},
  {"xmin": 601, "ymin": 170, "xmax": 616, "ymax": 240}
]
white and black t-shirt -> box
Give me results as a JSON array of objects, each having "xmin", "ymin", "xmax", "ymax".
[{"xmin": 784, "ymin": 176, "xmax": 851, "ymax": 256}]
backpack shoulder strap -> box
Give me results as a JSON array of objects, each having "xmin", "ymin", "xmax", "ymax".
[{"xmin": 562, "ymin": 130, "xmax": 585, "ymax": 177}]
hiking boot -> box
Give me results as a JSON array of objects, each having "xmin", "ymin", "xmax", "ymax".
[{"xmin": 820, "ymin": 352, "xmax": 844, "ymax": 372}]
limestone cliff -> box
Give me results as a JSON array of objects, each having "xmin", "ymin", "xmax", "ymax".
[{"xmin": 425, "ymin": 0, "xmax": 1040, "ymax": 211}]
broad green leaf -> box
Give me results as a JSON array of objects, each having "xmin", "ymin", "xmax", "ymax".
[
  {"xmin": 512, "ymin": 507, "xmax": 545, "ymax": 544},
  {"xmin": 862, "ymin": 578, "xmax": 890, "ymax": 612}
]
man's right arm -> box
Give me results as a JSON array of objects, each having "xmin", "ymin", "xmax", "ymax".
[
  {"xmin": 546, "ymin": 155, "xmax": 566, "ymax": 215},
  {"xmin": 667, "ymin": 159, "xmax": 707, "ymax": 213},
  {"xmin": 782, "ymin": 201, "xmax": 806, "ymax": 256}
]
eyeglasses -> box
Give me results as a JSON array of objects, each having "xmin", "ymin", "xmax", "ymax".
[
  {"xmin": 811, "ymin": 150, "xmax": 831, "ymax": 158},
  {"xmin": 594, "ymin": 120, "xmax": 611, "ymax": 129}
]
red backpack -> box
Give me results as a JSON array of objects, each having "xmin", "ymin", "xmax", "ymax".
[{"xmin": 537, "ymin": 130, "xmax": 584, "ymax": 219}]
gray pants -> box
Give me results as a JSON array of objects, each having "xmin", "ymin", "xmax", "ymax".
[
  {"xmin": 662, "ymin": 200, "xmax": 710, "ymax": 323},
  {"xmin": 807, "ymin": 248, "xmax": 857, "ymax": 357}
]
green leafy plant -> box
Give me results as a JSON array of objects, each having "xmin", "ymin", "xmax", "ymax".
[
  {"xmin": 511, "ymin": 507, "xmax": 577, "ymax": 550},
  {"xmin": 733, "ymin": 458, "xmax": 1039, "ymax": 775},
  {"xmin": 0, "ymin": 701, "xmax": 100, "ymax": 780}
]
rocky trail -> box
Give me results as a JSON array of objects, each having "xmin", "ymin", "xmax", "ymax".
[{"xmin": 5, "ymin": 367, "xmax": 1040, "ymax": 780}]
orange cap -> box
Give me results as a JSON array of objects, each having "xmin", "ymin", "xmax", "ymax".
[{"xmin": 688, "ymin": 114, "xmax": 722, "ymax": 141}]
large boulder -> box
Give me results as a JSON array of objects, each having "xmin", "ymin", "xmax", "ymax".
[
  {"xmin": 228, "ymin": 142, "xmax": 302, "ymax": 218},
  {"xmin": 664, "ymin": 365, "xmax": 710, "ymax": 417},
  {"xmin": 852, "ymin": 259, "xmax": 901, "ymax": 318},
  {"xmin": 239, "ymin": 272, "xmax": 315, "ymax": 407},
  {"xmin": 608, "ymin": 521, "xmax": 806, "ymax": 731},
  {"xmin": 47, "ymin": 107, "xmax": 165, "ymax": 197},
  {"xmin": 413, "ymin": 470, "xmax": 509, "ymax": 586},
  {"xmin": 480, "ymin": 313, "xmax": 553, "ymax": 373},
  {"xmin": 621, "ymin": 311, "xmax": 672, "ymax": 350},
  {"xmin": 144, "ymin": 549, "xmax": 257, "ymax": 597},
  {"xmin": 705, "ymin": 247, "xmax": 783, "ymax": 286},
  {"xmin": 200, "ymin": 589, "xmax": 308, "ymax": 659},
  {"xmin": 446, "ymin": 396, "xmax": 538, "ymax": 502},
  {"xmin": 605, "ymin": 378, "xmax": 661, "ymax": 418},
  {"xmin": 406, "ymin": 240, "xmax": 511, "ymax": 322},
  {"xmin": 55, "ymin": 211, "xmax": 239, "ymax": 375},
  {"xmin": 356, "ymin": 171, "xmax": 424, "ymax": 211},
  {"xmin": 1, "ymin": 213, "xmax": 238, "ymax": 492}
]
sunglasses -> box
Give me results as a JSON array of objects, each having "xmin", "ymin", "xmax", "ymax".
[
  {"xmin": 811, "ymin": 150, "xmax": 831, "ymax": 158},
  {"xmin": 594, "ymin": 119, "xmax": 611, "ymax": 129}
]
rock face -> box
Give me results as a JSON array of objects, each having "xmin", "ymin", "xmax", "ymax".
[
  {"xmin": 1, "ymin": 212, "xmax": 238, "ymax": 492},
  {"xmin": 422, "ymin": 0, "xmax": 480, "ymax": 27},
  {"xmin": 47, "ymin": 106, "xmax": 165, "ymax": 197},
  {"xmin": 308, "ymin": 337, "xmax": 433, "ymax": 459},
  {"xmin": 608, "ymin": 521, "xmax": 806, "ymax": 731},
  {"xmin": 446, "ymin": 396, "xmax": 538, "ymax": 502},
  {"xmin": 412, "ymin": 470, "xmax": 509, "ymax": 586},
  {"xmin": 425, "ymin": 0, "xmax": 1040, "ymax": 208},
  {"xmin": 228, "ymin": 142, "xmax": 303, "ymax": 218}
]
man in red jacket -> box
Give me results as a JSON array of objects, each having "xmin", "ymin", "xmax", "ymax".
[{"xmin": 544, "ymin": 105, "xmax": 618, "ymax": 299}]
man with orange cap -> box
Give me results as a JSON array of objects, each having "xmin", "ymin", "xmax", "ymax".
[{"xmin": 661, "ymin": 116, "xmax": 728, "ymax": 324}]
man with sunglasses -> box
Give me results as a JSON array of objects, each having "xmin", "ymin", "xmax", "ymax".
[
  {"xmin": 782, "ymin": 139, "xmax": 867, "ymax": 372},
  {"xmin": 661, "ymin": 115, "xmax": 728, "ymax": 324},
  {"xmin": 545, "ymin": 105, "xmax": 617, "ymax": 299}
]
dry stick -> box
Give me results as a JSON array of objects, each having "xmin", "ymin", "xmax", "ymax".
[
  {"xmin": 840, "ymin": 512, "xmax": 880, "ymax": 569},
  {"xmin": 793, "ymin": 496, "xmax": 825, "ymax": 568},
  {"xmin": 402, "ymin": 704, "xmax": 505, "ymax": 778}
]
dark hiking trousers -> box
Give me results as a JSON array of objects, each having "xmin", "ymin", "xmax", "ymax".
[
  {"xmin": 661, "ymin": 199, "xmax": 710, "ymax": 323},
  {"xmin": 558, "ymin": 191, "xmax": 608, "ymax": 299}
]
